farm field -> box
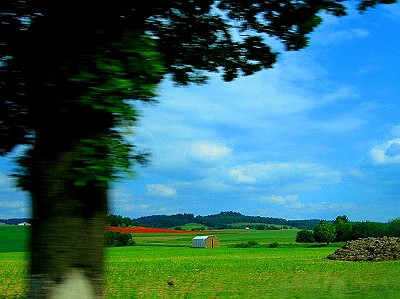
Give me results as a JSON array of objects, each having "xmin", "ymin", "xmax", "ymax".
[{"xmin": 1, "ymin": 226, "xmax": 400, "ymax": 298}]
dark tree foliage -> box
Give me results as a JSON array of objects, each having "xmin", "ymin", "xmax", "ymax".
[
  {"xmin": 351, "ymin": 221, "xmax": 389, "ymax": 239},
  {"xmin": 313, "ymin": 220, "xmax": 336, "ymax": 245},
  {"xmin": 132, "ymin": 213, "xmax": 196, "ymax": 228},
  {"xmin": 387, "ymin": 218, "xmax": 400, "ymax": 237},
  {"xmin": 334, "ymin": 215, "xmax": 353, "ymax": 242},
  {"xmin": 287, "ymin": 219, "xmax": 322, "ymax": 230},
  {"xmin": 0, "ymin": 0, "xmax": 396, "ymax": 297},
  {"xmin": 195, "ymin": 211, "xmax": 288, "ymax": 228},
  {"xmin": 295, "ymin": 229, "xmax": 315, "ymax": 243},
  {"xmin": 132, "ymin": 211, "xmax": 288, "ymax": 228},
  {"xmin": 296, "ymin": 216, "xmax": 400, "ymax": 244},
  {"xmin": 105, "ymin": 231, "xmax": 135, "ymax": 247},
  {"xmin": 237, "ymin": 224, "xmax": 284, "ymax": 230},
  {"xmin": 107, "ymin": 214, "xmax": 134, "ymax": 227},
  {"xmin": 2, "ymin": 1, "xmax": 396, "ymax": 158},
  {"xmin": 332, "ymin": 215, "xmax": 395, "ymax": 241}
]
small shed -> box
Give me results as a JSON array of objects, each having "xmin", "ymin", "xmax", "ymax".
[{"xmin": 192, "ymin": 235, "xmax": 220, "ymax": 248}]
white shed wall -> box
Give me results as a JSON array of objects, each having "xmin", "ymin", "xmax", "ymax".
[{"xmin": 192, "ymin": 236, "xmax": 208, "ymax": 248}]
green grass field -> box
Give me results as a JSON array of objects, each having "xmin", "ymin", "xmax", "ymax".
[
  {"xmin": 1, "ymin": 226, "xmax": 400, "ymax": 298},
  {"xmin": 0, "ymin": 226, "xmax": 30, "ymax": 253}
]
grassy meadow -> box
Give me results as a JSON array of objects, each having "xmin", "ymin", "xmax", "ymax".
[{"xmin": 1, "ymin": 226, "xmax": 400, "ymax": 298}]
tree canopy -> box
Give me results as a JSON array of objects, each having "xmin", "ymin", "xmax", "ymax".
[
  {"xmin": 313, "ymin": 220, "xmax": 337, "ymax": 245},
  {"xmin": 1, "ymin": 0, "xmax": 396, "ymax": 183}
]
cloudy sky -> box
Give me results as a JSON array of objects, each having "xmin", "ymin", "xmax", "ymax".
[{"xmin": 1, "ymin": 3, "xmax": 400, "ymax": 222}]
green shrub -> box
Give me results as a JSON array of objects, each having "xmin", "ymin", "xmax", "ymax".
[
  {"xmin": 105, "ymin": 231, "xmax": 135, "ymax": 247},
  {"xmin": 296, "ymin": 230, "xmax": 315, "ymax": 243},
  {"xmin": 234, "ymin": 240, "xmax": 259, "ymax": 248},
  {"xmin": 269, "ymin": 242, "xmax": 279, "ymax": 248}
]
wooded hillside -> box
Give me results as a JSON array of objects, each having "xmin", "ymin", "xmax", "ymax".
[{"xmin": 108, "ymin": 211, "xmax": 321, "ymax": 230}]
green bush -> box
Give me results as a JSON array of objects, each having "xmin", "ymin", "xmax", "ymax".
[
  {"xmin": 234, "ymin": 240, "xmax": 259, "ymax": 248},
  {"xmin": 105, "ymin": 231, "xmax": 135, "ymax": 247},
  {"xmin": 269, "ymin": 242, "xmax": 279, "ymax": 248},
  {"xmin": 295, "ymin": 230, "xmax": 315, "ymax": 243},
  {"xmin": 247, "ymin": 240, "xmax": 259, "ymax": 247}
]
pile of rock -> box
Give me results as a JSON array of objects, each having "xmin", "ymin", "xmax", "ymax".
[{"xmin": 327, "ymin": 237, "xmax": 400, "ymax": 261}]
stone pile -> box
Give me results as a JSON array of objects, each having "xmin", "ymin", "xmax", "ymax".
[{"xmin": 327, "ymin": 237, "xmax": 400, "ymax": 261}]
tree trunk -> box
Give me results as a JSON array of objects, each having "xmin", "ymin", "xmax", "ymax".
[{"xmin": 27, "ymin": 138, "xmax": 108, "ymax": 298}]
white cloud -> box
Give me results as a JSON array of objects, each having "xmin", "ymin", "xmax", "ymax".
[
  {"xmin": 120, "ymin": 204, "xmax": 150, "ymax": 212},
  {"xmin": 370, "ymin": 138, "xmax": 400, "ymax": 165},
  {"xmin": 257, "ymin": 195, "xmax": 357, "ymax": 218},
  {"xmin": 315, "ymin": 115, "xmax": 366, "ymax": 132},
  {"xmin": 0, "ymin": 198, "xmax": 30, "ymax": 218},
  {"xmin": 0, "ymin": 200, "xmax": 25, "ymax": 209},
  {"xmin": 318, "ymin": 28, "xmax": 370, "ymax": 45},
  {"xmin": 229, "ymin": 162, "xmax": 341, "ymax": 187},
  {"xmin": 229, "ymin": 168, "xmax": 256, "ymax": 183},
  {"xmin": 349, "ymin": 168, "xmax": 364, "ymax": 179},
  {"xmin": 321, "ymin": 86, "xmax": 360, "ymax": 104},
  {"xmin": 261, "ymin": 194, "xmax": 304, "ymax": 208},
  {"xmin": 110, "ymin": 187, "xmax": 134, "ymax": 203},
  {"xmin": 190, "ymin": 141, "xmax": 231, "ymax": 161},
  {"xmin": 147, "ymin": 184, "xmax": 177, "ymax": 197},
  {"xmin": 307, "ymin": 202, "xmax": 357, "ymax": 212}
]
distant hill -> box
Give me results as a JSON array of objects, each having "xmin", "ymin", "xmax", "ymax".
[
  {"xmin": 0, "ymin": 214, "xmax": 321, "ymax": 230},
  {"xmin": 0, "ymin": 218, "xmax": 31, "ymax": 225},
  {"xmin": 128, "ymin": 211, "xmax": 321, "ymax": 230}
]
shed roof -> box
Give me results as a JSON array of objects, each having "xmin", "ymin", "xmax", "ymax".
[{"xmin": 192, "ymin": 235, "xmax": 214, "ymax": 240}]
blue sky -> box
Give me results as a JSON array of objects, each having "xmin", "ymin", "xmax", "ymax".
[{"xmin": 1, "ymin": 3, "xmax": 400, "ymax": 222}]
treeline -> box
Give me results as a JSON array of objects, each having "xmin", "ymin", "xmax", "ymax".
[
  {"xmin": 287, "ymin": 219, "xmax": 321, "ymax": 230},
  {"xmin": 107, "ymin": 214, "xmax": 136, "ymax": 227},
  {"xmin": 296, "ymin": 216, "xmax": 400, "ymax": 245},
  {"xmin": 194, "ymin": 211, "xmax": 288, "ymax": 229},
  {"xmin": 133, "ymin": 213, "xmax": 196, "ymax": 228},
  {"xmin": 129, "ymin": 211, "xmax": 291, "ymax": 229},
  {"xmin": 108, "ymin": 211, "xmax": 322, "ymax": 230},
  {"xmin": 0, "ymin": 218, "xmax": 31, "ymax": 225},
  {"xmin": 227, "ymin": 224, "xmax": 291, "ymax": 230}
]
